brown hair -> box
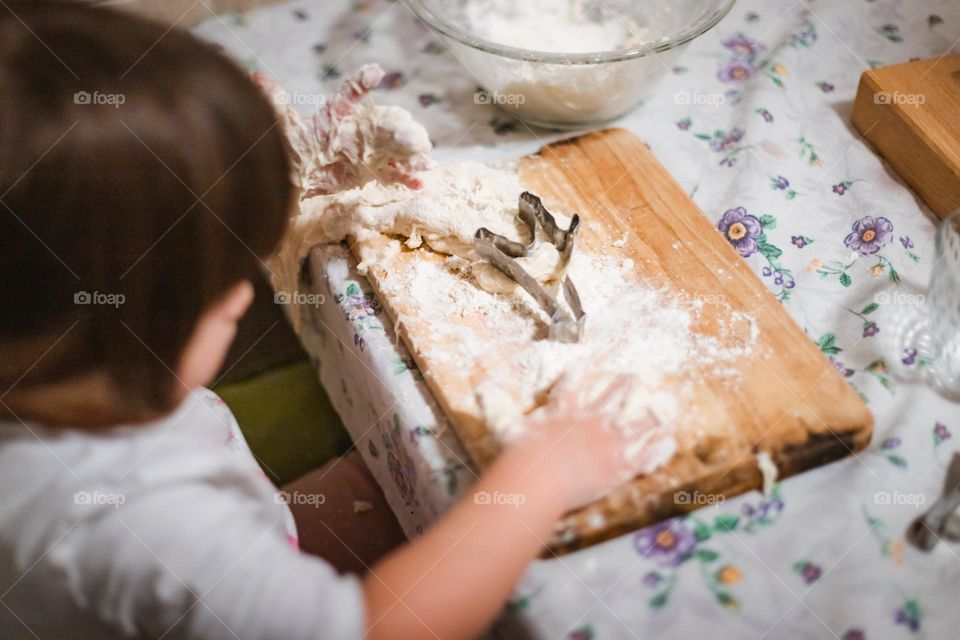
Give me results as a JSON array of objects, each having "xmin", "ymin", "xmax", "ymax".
[{"xmin": 0, "ymin": 1, "xmax": 294, "ymax": 415}]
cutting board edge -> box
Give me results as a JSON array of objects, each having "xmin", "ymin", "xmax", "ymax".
[{"xmin": 546, "ymin": 420, "xmax": 873, "ymax": 555}]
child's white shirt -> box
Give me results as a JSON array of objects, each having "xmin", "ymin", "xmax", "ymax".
[{"xmin": 0, "ymin": 388, "xmax": 364, "ymax": 639}]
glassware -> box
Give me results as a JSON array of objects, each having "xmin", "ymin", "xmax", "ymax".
[
  {"xmin": 404, "ymin": 0, "xmax": 736, "ymax": 129},
  {"xmin": 883, "ymin": 210, "xmax": 960, "ymax": 398}
]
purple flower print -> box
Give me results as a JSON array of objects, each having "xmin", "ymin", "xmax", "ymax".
[
  {"xmin": 642, "ymin": 571, "xmax": 662, "ymax": 588},
  {"xmin": 829, "ymin": 357, "xmax": 854, "ymax": 378},
  {"xmin": 817, "ymin": 81, "xmax": 835, "ymax": 93},
  {"xmin": 863, "ymin": 322, "xmax": 879, "ymax": 338},
  {"xmin": 794, "ymin": 561, "xmax": 822, "ymax": 584},
  {"xmin": 758, "ymin": 108, "xmax": 773, "ymax": 122},
  {"xmin": 882, "ymin": 436, "xmax": 902, "ymax": 450},
  {"xmin": 773, "ymin": 175, "xmax": 790, "ymax": 190},
  {"xmin": 894, "ymin": 600, "xmax": 921, "ymax": 632},
  {"xmin": 833, "ymin": 183, "xmax": 847, "ymax": 195},
  {"xmin": 676, "ymin": 117, "xmax": 692, "ymax": 131},
  {"xmin": 760, "ymin": 497, "xmax": 784, "ymax": 517},
  {"xmin": 722, "ymin": 33, "xmax": 766, "ymax": 59},
  {"xmin": 634, "ymin": 519, "xmax": 696, "ymax": 567},
  {"xmin": 745, "ymin": 11, "xmax": 760, "ymax": 23},
  {"xmin": 934, "ymin": 422, "xmax": 951, "ymax": 444},
  {"xmin": 718, "ymin": 207, "xmax": 762, "ymax": 257},
  {"xmin": 842, "ymin": 629, "xmax": 865, "ymax": 640},
  {"xmin": 902, "ymin": 347, "xmax": 918, "ymax": 366},
  {"xmin": 292, "ymin": 8, "xmax": 309, "ymax": 21},
  {"xmin": 929, "ymin": 15, "xmax": 943, "ymax": 29},
  {"xmin": 418, "ymin": 93, "xmax": 441, "ymax": 108},
  {"xmin": 900, "ymin": 236, "xmax": 914, "ymax": 250},
  {"xmin": 791, "ymin": 235, "xmax": 808, "ymax": 249},
  {"xmin": 717, "ymin": 59, "xmax": 756, "ymax": 83},
  {"xmin": 844, "ymin": 216, "xmax": 893, "ymax": 255},
  {"xmin": 379, "ymin": 71, "xmax": 405, "ymax": 90},
  {"xmin": 568, "ymin": 629, "xmax": 594, "ymax": 640},
  {"xmin": 879, "ymin": 24, "xmax": 902, "ymax": 43},
  {"xmin": 708, "ymin": 128, "xmax": 745, "ymax": 152}
]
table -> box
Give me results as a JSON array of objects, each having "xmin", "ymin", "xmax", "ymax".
[{"xmin": 196, "ymin": 1, "xmax": 960, "ymax": 637}]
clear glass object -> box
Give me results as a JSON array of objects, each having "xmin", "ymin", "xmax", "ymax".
[
  {"xmin": 882, "ymin": 210, "xmax": 960, "ymax": 398},
  {"xmin": 404, "ymin": 0, "xmax": 736, "ymax": 129}
]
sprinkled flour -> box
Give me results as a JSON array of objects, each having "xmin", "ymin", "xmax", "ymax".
[
  {"xmin": 464, "ymin": 0, "xmax": 650, "ymax": 54},
  {"xmin": 373, "ymin": 240, "xmax": 758, "ymax": 474},
  {"xmin": 268, "ymin": 84, "xmax": 758, "ymax": 478}
]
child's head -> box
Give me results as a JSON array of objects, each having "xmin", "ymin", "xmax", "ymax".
[{"xmin": 0, "ymin": 2, "xmax": 294, "ymax": 422}]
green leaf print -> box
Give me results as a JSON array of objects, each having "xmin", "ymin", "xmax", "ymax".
[
  {"xmin": 713, "ymin": 515, "xmax": 739, "ymax": 532},
  {"xmin": 818, "ymin": 333, "xmax": 842, "ymax": 355},
  {"xmin": 696, "ymin": 549, "xmax": 720, "ymax": 562}
]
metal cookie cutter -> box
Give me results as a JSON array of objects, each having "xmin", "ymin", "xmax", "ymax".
[
  {"xmin": 906, "ymin": 452, "xmax": 960, "ymax": 551},
  {"xmin": 473, "ymin": 191, "xmax": 586, "ymax": 343}
]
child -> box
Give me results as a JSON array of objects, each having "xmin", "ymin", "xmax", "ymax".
[{"xmin": 0, "ymin": 3, "xmax": 662, "ymax": 639}]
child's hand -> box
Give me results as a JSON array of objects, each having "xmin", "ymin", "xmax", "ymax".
[
  {"xmin": 254, "ymin": 65, "xmax": 431, "ymax": 198},
  {"xmin": 516, "ymin": 375, "xmax": 675, "ymax": 510}
]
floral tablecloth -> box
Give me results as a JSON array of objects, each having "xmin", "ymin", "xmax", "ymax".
[{"xmin": 196, "ymin": 1, "xmax": 960, "ymax": 637}]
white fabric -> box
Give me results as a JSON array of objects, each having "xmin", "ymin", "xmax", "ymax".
[{"xmin": 0, "ymin": 389, "xmax": 363, "ymax": 640}]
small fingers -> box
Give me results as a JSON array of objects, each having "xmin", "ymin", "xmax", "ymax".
[
  {"xmin": 385, "ymin": 160, "xmax": 424, "ymax": 190},
  {"xmin": 585, "ymin": 375, "xmax": 633, "ymax": 415},
  {"xmin": 329, "ymin": 63, "xmax": 385, "ymax": 118}
]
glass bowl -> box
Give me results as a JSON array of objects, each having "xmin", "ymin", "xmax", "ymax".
[{"xmin": 405, "ymin": 0, "xmax": 736, "ymax": 129}]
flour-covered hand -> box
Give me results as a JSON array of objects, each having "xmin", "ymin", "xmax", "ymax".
[
  {"xmin": 518, "ymin": 375, "xmax": 673, "ymax": 509},
  {"xmin": 254, "ymin": 64, "xmax": 432, "ymax": 198}
]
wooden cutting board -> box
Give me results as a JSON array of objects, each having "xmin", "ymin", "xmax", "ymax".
[
  {"xmin": 852, "ymin": 55, "xmax": 960, "ymax": 219},
  {"xmin": 355, "ymin": 128, "xmax": 872, "ymax": 554}
]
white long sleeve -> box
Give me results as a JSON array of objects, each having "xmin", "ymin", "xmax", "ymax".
[{"xmin": 0, "ymin": 390, "xmax": 364, "ymax": 640}]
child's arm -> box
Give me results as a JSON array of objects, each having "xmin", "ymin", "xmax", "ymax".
[{"xmin": 363, "ymin": 377, "xmax": 666, "ymax": 640}]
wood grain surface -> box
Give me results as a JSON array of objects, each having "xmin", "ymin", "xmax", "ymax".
[
  {"xmin": 852, "ymin": 55, "xmax": 960, "ymax": 219},
  {"xmin": 355, "ymin": 128, "xmax": 873, "ymax": 553}
]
